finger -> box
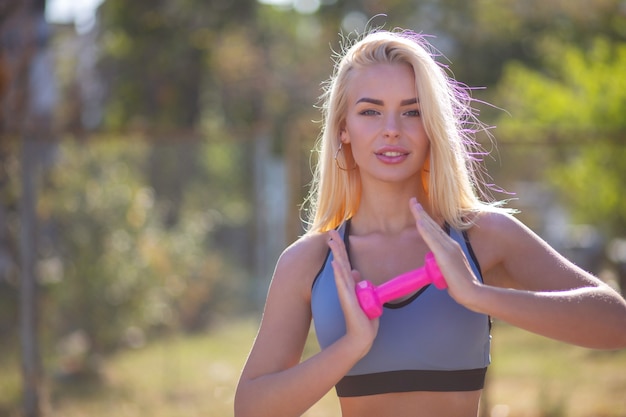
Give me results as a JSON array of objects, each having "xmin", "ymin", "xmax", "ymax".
[
  {"xmin": 327, "ymin": 232, "xmax": 353, "ymax": 284},
  {"xmin": 327, "ymin": 230, "xmax": 351, "ymax": 270},
  {"xmin": 327, "ymin": 231, "xmax": 362, "ymax": 304},
  {"xmin": 409, "ymin": 197, "xmax": 435, "ymax": 228},
  {"xmin": 328, "ymin": 235, "xmax": 380, "ymax": 340},
  {"xmin": 330, "ymin": 258, "xmax": 361, "ymax": 316},
  {"xmin": 409, "ymin": 199, "xmax": 448, "ymax": 247}
]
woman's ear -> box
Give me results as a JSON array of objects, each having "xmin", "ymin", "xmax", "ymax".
[{"xmin": 340, "ymin": 129, "xmax": 350, "ymax": 143}]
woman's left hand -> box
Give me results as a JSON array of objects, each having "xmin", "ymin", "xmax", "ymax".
[{"xmin": 409, "ymin": 197, "xmax": 482, "ymax": 308}]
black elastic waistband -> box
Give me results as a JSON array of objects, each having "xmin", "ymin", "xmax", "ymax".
[{"xmin": 336, "ymin": 368, "xmax": 487, "ymax": 397}]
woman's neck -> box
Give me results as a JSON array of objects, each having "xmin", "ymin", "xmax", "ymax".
[{"xmin": 350, "ymin": 181, "xmax": 428, "ymax": 236}]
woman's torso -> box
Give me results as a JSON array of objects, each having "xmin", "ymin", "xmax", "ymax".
[{"xmin": 308, "ymin": 219, "xmax": 491, "ymax": 416}]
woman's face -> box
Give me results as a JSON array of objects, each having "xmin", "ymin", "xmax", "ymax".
[{"xmin": 341, "ymin": 62, "xmax": 430, "ymax": 184}]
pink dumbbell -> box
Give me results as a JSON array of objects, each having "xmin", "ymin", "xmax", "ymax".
[{"xmin": 355, "ymin": 252, "xmax": 447, "ymax": 319}]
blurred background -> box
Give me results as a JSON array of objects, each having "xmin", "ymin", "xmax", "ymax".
[{"xmin": 1, "ymin": 0, "xmax": 625, "ymax": 416}]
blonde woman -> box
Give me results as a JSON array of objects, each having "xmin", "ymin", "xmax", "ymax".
[{"xmin": 235, "ymin": 29, "xmax": 626, "ymax": 417}]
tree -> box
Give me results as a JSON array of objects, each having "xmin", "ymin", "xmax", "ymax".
[
  {"xmin": 1, "ymin": 0, "xmax": 56, "ymax": 415},
  {"xmin": 494, "ymin": 38, "xmax": 626, "ymax": 291}
]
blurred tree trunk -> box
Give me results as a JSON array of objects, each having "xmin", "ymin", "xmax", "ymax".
[
  {"xmin": 20, "ymin": 135, "xmax": 40, "ymax": 417},
  {"xmin": 252, "ymin": 130, "xmax": 287, "ymax": 308},
  {"xmin": 1, "ymin": 0, "xmax": 54, "ymax": 415}
]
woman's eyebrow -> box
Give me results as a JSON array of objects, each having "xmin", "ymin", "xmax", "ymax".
[
  {"xmin": 356, "ymin": 97, "xmax": 383, "ymax": 105},
  {"xmin": 355, "ymin": 97, "xmax": 419, "ymax": 106}
]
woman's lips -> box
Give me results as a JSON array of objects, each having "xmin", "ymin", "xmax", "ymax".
[{"xmin": 375, "ymin": 148, "xmax": 409, "ymax": 163}]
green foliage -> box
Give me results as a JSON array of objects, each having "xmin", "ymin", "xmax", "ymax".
[
  {"xmin": 365, "ymin": 0, "xmax": 626, "ymax": 86},
  {"xmin": 494, "ymin": 38, "xmax": 626, "ymax": 234},
  {"xmin": 550, "ymin": 143, "xmax": 626, "ymax": 232},
  {"xmin": 97, "ymin": 0, "xmax": 261, "ymax": 131},
  {"xmin": 39, "ymin": 139, "xmax": 247, "ymax": 357},
  {"xmin": 496, "ymin": 38, "xmax": 626, "ymax": 137}
]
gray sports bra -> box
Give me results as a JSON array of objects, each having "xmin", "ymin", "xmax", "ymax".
[{"xmin": 311, "ymin": 220, "xmax": 491, "ymax": 397}]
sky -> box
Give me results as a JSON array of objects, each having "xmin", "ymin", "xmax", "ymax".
[
  {"xmin": 46, "ymin": 0, "xmax": 324, "ymax": 28},
  {"xmin": 46, "ymin": 0, "xmax": 104, "ymax": 32}
]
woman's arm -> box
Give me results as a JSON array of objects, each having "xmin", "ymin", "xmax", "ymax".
[
  {"xmin": 410, "ymin": 199, "xmax": 626, "ymax": 350},
  {"xmin": 234, "ymin": 232, "xmax": 377, "ymax": 417}
]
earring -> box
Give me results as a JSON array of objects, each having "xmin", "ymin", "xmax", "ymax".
[{"xmin": 334, "ymin": 142, "xmax": 356, "ymax": 171}]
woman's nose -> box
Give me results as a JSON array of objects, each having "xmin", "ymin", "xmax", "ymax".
[{"xmin": 383, "ymin": 114, "xmax": 401, "ymax": 139}]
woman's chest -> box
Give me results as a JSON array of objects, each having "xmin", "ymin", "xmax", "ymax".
[{"xmin": 347, "ymin": 233, "xmax": 430, "ymax": 285}]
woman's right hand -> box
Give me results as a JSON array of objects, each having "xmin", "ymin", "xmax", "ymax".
[{"xmin": 327, "ymin": 229, "xmax": 379, "ymax": 358}]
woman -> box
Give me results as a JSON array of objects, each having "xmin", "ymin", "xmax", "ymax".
[{"xmin": 234, "ymin": 29, "xmax": 626, "ymax": 417}]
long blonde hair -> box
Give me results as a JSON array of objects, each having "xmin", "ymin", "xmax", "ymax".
[{"xmin": 303, "ymin": 29, "xmax": 509, "ymax": 233}]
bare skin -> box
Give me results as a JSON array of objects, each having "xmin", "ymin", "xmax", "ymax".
[{"xmin": 234, "ymin": 63, "xmax": 626, "ymax": 417}]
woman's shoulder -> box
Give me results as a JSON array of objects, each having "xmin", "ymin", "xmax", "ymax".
[
  {"xmin": 467, "ymin": 208, "xmax": 545, "ymax": 277},
  {"xmin": 281, "ymin": 230, "xmax": 331, "ymax": 264},
  {"xmin": 469, "ymin": 208, "xmax": 532, "ymax": 241},
  {"xmin": 464, "ymin": 209, "xmax": 519, "ymax": 257},
  {"xmin": 273, "ymin": 230, "xmax": 331, "ymax": 290},
  {"xmin": 471, "ymin": 208, "xmax": 519, "ymax": 231},
  {"xmin": 466, "ymin": 209, "xmax": 534, "ymax": 253}
]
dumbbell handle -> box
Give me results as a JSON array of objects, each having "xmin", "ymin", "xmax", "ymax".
[{"xmin": 355, "ymin": 252, "xmax": 447, "ymax": 319}]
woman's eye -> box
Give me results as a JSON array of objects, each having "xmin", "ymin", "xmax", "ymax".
[
  {"xmin": 405, "ymin": 109, "xmax": 421, "ymax": 117},
  {"xmin": 359, "ymin": 109, "xmax": 379, "ymax": 116}
]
